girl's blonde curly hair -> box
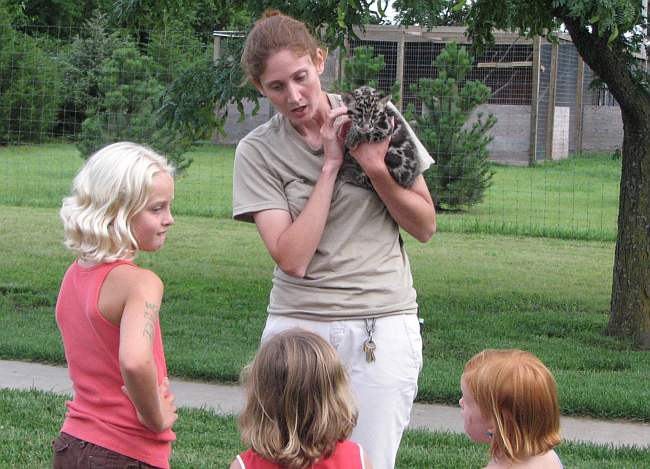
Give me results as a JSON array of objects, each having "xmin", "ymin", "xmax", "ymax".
[{"xmin": 60, "ymin": 142, "xmax": 174, "ymax": 263}]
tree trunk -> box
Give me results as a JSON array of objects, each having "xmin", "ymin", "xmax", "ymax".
[
  {"xmin": 563, "ymin": 17, "xmax": 650, "ymax": 348},
  {"xmin": 608, "ymin": 112, "xmax": 650, "ymax": 348}
]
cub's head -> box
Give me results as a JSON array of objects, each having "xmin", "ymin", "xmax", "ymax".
[{"xmin": 343, "ymin": 86, "xmax": 391, "ymax": 135}]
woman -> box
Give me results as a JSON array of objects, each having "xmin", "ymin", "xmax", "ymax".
[{"xmin": 233, "ymin": 10, "xmax": 436, "ymax": 469}]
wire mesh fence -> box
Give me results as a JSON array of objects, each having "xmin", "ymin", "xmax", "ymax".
[{"xmin": 0, "ymin": 23, "xmax": 626, "ymax": 240}]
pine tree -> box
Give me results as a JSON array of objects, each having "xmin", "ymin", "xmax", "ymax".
[
  {"xmin": 335, "ymin": 45, "xmax": 400, "ymax": 105},
  {"xmin": 408, "ymin": 42, "xmax": 495, "ymax": 209},
  {"xmin": 77, "ymin": 39, "xmax": 192, "ymax": 173}
]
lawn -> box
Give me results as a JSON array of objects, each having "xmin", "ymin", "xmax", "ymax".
[
  {"xmin": 0, "ymin": 143, "xmax": 621, "ymax": 239},
  {"xmin": 0, "ymin": 143, "xmax": 645, "ymax": 468},
  {"xmin": 2, "ymin": 204, "xmax": 648, "ymax": 422},
  {"xmin": 2, "ymin": 389, "xmax": 649, "ymax": 469}
]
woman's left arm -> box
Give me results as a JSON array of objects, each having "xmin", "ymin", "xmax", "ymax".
[{"xmin": 349, "ymin": 138, "xmax": 436, "ymax": 242}]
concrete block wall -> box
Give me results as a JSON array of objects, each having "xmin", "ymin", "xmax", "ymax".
[
  {"xmin": 212, "ymin": 99, "xmax": 274, "ymax": 144},
  {"xmin": 467, "ymin": 104, "xmax": 531, "ymax": 165},
  {"xmin": 582, "ymin": 106, "xmax": 623, "ymax": 153}
]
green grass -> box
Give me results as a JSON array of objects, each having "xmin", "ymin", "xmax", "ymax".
[
  {"xmin": 0, "ymin": 143, "xmax": 235, "ymax": 218},
  {"xmin": 2, "ymin": 205, "xmax": 649, "ymax": 423},
  {"xmin": 2, "ymin": 389, "xmax": 648, "ymax": 469},
  {"xmin": 443, "ymin": 156, "xmax": 620, "ymax": 240},
  {"xmin": 0, "ymin": 143, "xmax": 621, "ymax": 240}
]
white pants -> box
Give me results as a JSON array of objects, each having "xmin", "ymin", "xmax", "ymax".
[{"xmin": 261, "ymin": 313, "xmax": 423, "ymax": 469}]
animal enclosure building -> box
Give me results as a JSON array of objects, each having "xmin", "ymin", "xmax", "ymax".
[{"xmin": 214, "ymin": 25, "xmax": 630, "ymax": 166}]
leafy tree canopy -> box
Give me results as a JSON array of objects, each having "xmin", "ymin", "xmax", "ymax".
[{"xmin": 393, "ymin": 0, "xmax": 471, "ymax": 27}]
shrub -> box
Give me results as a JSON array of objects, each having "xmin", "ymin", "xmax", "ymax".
[
  {"xmin": 408, "ymin": 42, "xmax": 496, "ymax": 209},
  {"xmin": 77, "ymin": 40, "xmax": 191, "ymax": 172},
  {"xmin": 58, "ymin": 11, "xmax": 130, "ymax": 139},
  {"xmin": 335, "ymin": 45, "xmax": 400, "ymax": 104},
  {"xmin": 0, "ymin": 8, "xmax": 63, "ymax": 144}
]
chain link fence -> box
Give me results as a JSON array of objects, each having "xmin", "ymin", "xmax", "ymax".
[{"xmin": 0, "ymin": 23, "xmax": 630, "ymax": 239}]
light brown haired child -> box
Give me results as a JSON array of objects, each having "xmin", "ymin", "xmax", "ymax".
[
  {"xmin": 230, "ymin": 329, "xmax": 373, "ymax": 469},
  {"xmin": 460, "ymin": 349, "xmax": 563, "ymax": 469}
]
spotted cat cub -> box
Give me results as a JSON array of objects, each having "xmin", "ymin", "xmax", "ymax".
[{"xmin": 340, "ymin": 85, "xmax": 420, "ymax": 190}]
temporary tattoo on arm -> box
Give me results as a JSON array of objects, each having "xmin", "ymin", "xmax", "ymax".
[{"xmin": 142, "ymin": 301, "xmax": 159, "ymax": 342}]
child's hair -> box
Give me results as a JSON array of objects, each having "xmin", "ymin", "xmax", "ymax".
[
  {"xmin": 238, "ymin": 328, "xmax": 357, "ymax": 469},
  {"xmin": 60, "ymin": 142, "xmax": 174, "ymax": 264},
  {"xmin": 462, "ymin": 349, "xmax": 561, "ymax": 463},
  {"xmin": 241, "ymin": 10, "xmax": 323, "ymax": 87}
]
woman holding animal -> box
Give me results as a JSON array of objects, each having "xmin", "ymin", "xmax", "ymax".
[{"xmin": 233, "ymin": 10, "xmax": 436, "ymax": 469}]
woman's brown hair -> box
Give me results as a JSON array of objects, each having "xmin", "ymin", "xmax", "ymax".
[
  {"xmin": 238, "ymin": 328, "xmax": 357, "ymax": 469},
  {"xmin": 241, "ymin": 10, "xmax": 324, "ymax": 87},
  {"xmin": 462, "ymin": 349, "xmax": 561, "ymax": 463}
]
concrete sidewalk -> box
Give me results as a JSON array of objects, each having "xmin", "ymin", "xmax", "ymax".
[{"xmin": 1, "ymin": 359, "xmax": 649, "ymax": 449}]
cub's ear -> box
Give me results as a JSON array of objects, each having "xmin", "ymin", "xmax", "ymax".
[{"xmin": 379, "ymin": 94, "xmax": 392, "ymax": 106}]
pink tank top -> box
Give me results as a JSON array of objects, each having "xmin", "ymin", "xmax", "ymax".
[
  {"xmin": 56, "ymin": 260, "xmax": 175, "ymax": 469},
  {"xmin": 236, "ymin": 440, "xmax": 365, "ymax": 469}
]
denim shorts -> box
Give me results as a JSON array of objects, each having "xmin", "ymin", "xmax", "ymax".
[{"xmin": 52, "ymin": 432, "xmax": 162, "ymax": 469}]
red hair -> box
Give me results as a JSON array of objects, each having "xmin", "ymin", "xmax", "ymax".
[{"xmin": 462, "ymin": 349, "xmax": 561, "ymax": 462}]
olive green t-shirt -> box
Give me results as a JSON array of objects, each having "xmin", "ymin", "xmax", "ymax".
[{"xmin": 232, "ymin": 94, "xmax": 433, "ymax": 320}]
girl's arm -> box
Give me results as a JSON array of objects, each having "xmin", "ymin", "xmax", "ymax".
[
  {"xmin": 117, "ymin": 268, "xmax": 177, "ymax": 433},
  {"xmin": 349, "ymin": 138, "xmax": 436, "ymax": 242},
  {"xmin": 253, "ymin": 108, "xmax": 348, "ymax": 278},
  {"xmin": 364, "ymin": 450, "xmax": 375, "ymax": 469}
]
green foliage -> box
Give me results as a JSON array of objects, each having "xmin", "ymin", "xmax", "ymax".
[
  {"xmin": 110, "ymin": 0, "xmax": 252, "ymax": 39},
  {"xmin": 0, "ymin": 4, "xmax": 63, "ymax": 143},
  {"xmin": 394, "ymin": 0, "xmax": 471, "ymax": 27},
  {"xmin": 159, "ymin": 36, "xmax": 260, "ymax": 141},
  {"xmin": 59, "ymin": 12, "xmax": 131, "ymax": 137},
  {"xmin": 335, "ymin": 45, "xmax": 401, "ymax": 105},
  {"xmin": 146, "ymin": 21, "xmax": 207, "ymax": 85},
  {"xmin": 77, "ymin": 40, "xmax": 192, "ymax": 172},
  {"xmin": 408, "ymin": 42, "xmax": 495, "ymax": 209},
  {"xmin": 464, "ymin": 0, "xmax": 647, "ymax": 61},
  {"xmin": 338, "ymin": 46, "xmax": 386, "ymax": 90},
  {"xmin": 244, "ymin": 0, "xmax": 383, "ymax": 51}
]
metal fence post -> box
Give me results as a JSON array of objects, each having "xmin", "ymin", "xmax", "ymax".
[
  {"xmin": 545, "ymin": 42, "xmax": 559, "ymax": 160},
  {"xmin": 528, "ymin": 36, "xmax": 541, "ymax": 165}
]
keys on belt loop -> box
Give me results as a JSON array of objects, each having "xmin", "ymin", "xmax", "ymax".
[{"xmin": 363, "ymin": 318, "xmax": 377, "ymax": 363}]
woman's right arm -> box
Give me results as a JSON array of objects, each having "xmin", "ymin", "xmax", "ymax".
[
  {"xmin": 253, "ymin": 107, "xmax": 348, "ymax": 278},
  {"xmin": 254, "ymin": 160, "xmax": 338, "ymax": 278}
]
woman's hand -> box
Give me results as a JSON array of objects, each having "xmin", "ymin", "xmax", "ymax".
[
  {"xmin": 320, "ymin": 106, "xmax": 350, "ymax": 172},
  {"xmin": 349, "ymin": 136, "xmax": 391, "ymax": 175},
  {"xmin": 348, "ymin": 116, "xmax": 393, "ymax": 174}
]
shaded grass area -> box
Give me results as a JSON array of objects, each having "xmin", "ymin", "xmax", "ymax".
[
  {"xmin": 2, "ymin": 389, "xmax": 648, "ymax": 469},
  {"xmin": 2, "ymin": 206, "xmax": 649, "ymax": 422},
  {"xmin": 0, "ymin": 144, "xmax": 620, "ymax": 240}
]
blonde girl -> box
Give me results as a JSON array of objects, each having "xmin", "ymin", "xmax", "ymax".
[
  {"xmin": 231, "ymin": 328, "xmax": 373, "ymax": 469},
  {"xmin": 53, "ymin": 142, "xmax": 177, "ymax": 469},
  {"xmin": 460, "ymin": 349, "xmax": 563, "ymax": 469}
]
